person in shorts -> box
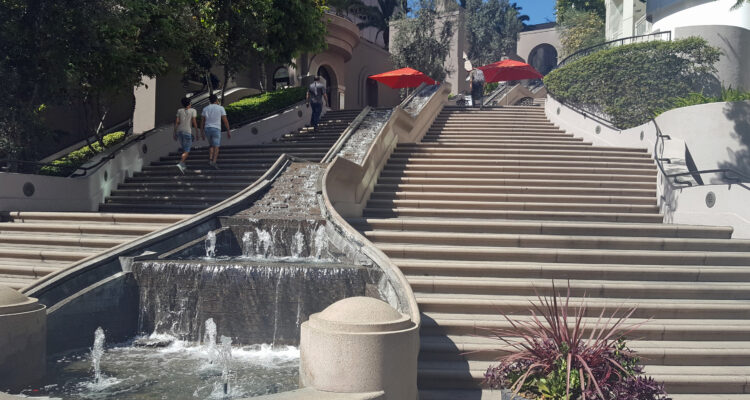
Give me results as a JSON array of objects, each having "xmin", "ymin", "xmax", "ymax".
[
  {"xmin": 470, "ymin": 67, "xmax": 486, "ymax": 109},
  {"xmin": 174, "ymin": 97, "xmax": 198, "ymax": 174},
  {"xmin": 200, "ymin": 94, "xmax": 231, "ymax": 169}
]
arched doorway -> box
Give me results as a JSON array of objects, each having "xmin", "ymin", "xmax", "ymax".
[
  {"xmin": 273, "ymin": 67, "xmax": 290, "ymax": 90},
  {"xmin": 528, "ymin": 44, "xmax": 558, "ymax": 76},
  {"xmin": 317, "ymin": 65, "xmax": 337, "ymax": 109},
  {"xmin": 366, "ymin": 78, "xmax": 378, "ymax": 107}
]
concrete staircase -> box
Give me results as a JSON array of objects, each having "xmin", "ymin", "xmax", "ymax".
[
  {"xmin": 0, "ymin": 212, "xmax": 182, "ymax": 289},
  {"xmin": 99, "ymin": 109, "xmax": 361, "ymax": 213},
  {"xmin": 349, "ymin": 105, "xmax": 750, "ymax": 399}
]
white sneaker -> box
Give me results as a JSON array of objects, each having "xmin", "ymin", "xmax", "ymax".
[{"xmin": 176, "ymin": 162, "xmax": 186, "ymax": 174}]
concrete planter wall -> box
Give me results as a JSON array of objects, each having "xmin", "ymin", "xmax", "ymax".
[
  {"xmin": 546, "ymin": 96, "xmax": 750, "ymax": 238},
  {"xmin": 0, "ymin": 102, "xmax": 312, "ymax": 213}
]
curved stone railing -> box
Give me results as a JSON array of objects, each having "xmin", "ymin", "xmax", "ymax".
[
  {"xmin": 321, "ymin": 83, "xmax": 451, "ymax": 324},
  {"xmin": 546, "ymin": 95, "xmax": 750, "ymax": 238},
  {"xmin": 23, "ymin": 155, "xmax": 293, "ymax": 352}
]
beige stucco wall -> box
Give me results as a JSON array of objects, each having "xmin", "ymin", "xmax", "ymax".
[
  {"xmin": 344, "ymin": 40, "xmax": 402, "ymax": 109},
  {"xmin": 517, "ymin": 26, "xmax": 562, "ymax": 64}
]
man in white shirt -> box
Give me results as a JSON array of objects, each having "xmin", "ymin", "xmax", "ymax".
[
  {"xmin": 174, "ymin": 97, "xmax": 198, "ymax": 174},
  {"xmin": 200, "ymin": 94, "xmax": 231, "ymax": 169}
]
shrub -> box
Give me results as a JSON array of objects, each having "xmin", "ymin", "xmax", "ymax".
[
  {"xmin": 39, "ymin": 131, "xmax": 126, "ymax": 176},
  {"xmin": 223, "ymin": 86, "xmax": 306, "ymax": 124},
  {"xmin": 544, "ymin": 38, "xmax": 721, "ymax": 129},
  {"xmin": 654, "ymin": 87, "xmax": 750, "ymax": 115},
  {"xmin": 482, "ymin": 282, "xmax": 670, "ymax": 400}
]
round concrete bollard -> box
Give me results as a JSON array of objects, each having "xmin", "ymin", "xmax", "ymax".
[
  {"xmin": 300, "ymin": 297, "xmax": 419, "ymax": 399},
  {"xmin": 0, "ymin": 285, "xmax": 46, "ymax": 392}
]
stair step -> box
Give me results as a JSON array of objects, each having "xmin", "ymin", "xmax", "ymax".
[
  {"xmin": 363, "ymin": 207, "xmax": 664, "ymax": 223},
  {"xmin": 6, "ymin": 212, "xmax": 183, "ymax": 224},
  {"xmin": 371, "ymin": 183, "xmax": 656, "ymax": 197},
  {"xmin": 363, "ymin": 231, "xmax": 746, "ymax": 252},
  {"xmin": 379, "ymin": 243, "xmax": 750, "ymax": 266},
  {"xmin": 377, "ymin": 177, "xmax": 656, "ymax": 189},
  {"xmin": 369, "ymin": 191, "xmax": 656, "ymax": 205},
  {"xmin": 0, "ymin": 234, "xmax": 130, "ymax": 248},
  {"xmin": 393, "ymin": 259, "xmax": 749, "ymax": 282},
  {"xmin": 366, "ymin": 199, "xmax": 659, "ymax": 213},
  {"xmin": 350, "ymin": 218, "xmax": 730, "ymax": 238}
]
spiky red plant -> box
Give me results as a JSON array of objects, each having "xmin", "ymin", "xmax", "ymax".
[{"xmin": 482, "ymin": 281, "xmax": 653, "ymax": 399}]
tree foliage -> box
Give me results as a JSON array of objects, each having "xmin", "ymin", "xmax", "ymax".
[
  {"xmin": 557, "ymin": 8, "xmax": 605, "ymax": 57},
  {"xmin": 390, "ymin": 0, "xmax": 454, "ymax": 82},
  {"xmin": 555, "ymin": 0, "xmax": 605, "ymax": 23},
  {"xmin": 544, "ymin": 38, "xmax": 721, "ymax": 129},
  {"xmin": 465, "ymin": 0, "xmax": 528, "ymax": 66},
  {"xmin": 356, "ymin": 0, "xmax": 409, "ymax": 49}
]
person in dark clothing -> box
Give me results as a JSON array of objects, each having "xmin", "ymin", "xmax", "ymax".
[
  {"xmin": 470, "ymin": 68, "xmax": 486, "ymax": 109},
  {"xmin": 306, "ymin": 76, "xmax": 328, "ymax": 130}
]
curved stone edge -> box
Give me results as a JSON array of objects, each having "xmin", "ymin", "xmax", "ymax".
[
  {"xmin": 546, "ymin": 95, "xmax": 750, "ymax": 238},
  {"xmin": 319, "ymin": 82, "xmax": 451, "ymax": 325},
  {"xmin": 20, "ymin": 155, "xmax": 293, "ymax": 353},
  {"xmin": 0, "ymin": 285, "xmax": 46, "ymax": 392}
]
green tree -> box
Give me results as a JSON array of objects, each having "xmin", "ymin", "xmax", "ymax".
[
  {"xmin": 185, "ymin": 0, "xmax": 326, "ymax": 100},
  {"xmin": 557, "ymin": 8, "xmax": 605, "ymax": 57},
  {"xmin": 390, "ymin": 0, "xmax": 454, "ymax": 82},
  {"xmin": 356, "ymin": 0, "xmax": 409, "ymax": 49},
  {"xmin": 0, "ymin": 0, "xmax": 186, "ymax": 160},
  {"xmin": 555, "ymin": 0, "xmax": 605, "ymax": 23},
  {"xmin": 465, "ymin": 0, "xmax": 527, "ymax": 66}
]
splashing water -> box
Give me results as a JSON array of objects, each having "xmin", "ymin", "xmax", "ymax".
[
  {"xmin": 218, "ymin": 336, "xmax": 233, "ymax": 395},
  {"xmin": 241, "ymin": 231, "xmax": 253, "ymax": 258},
  {"xmin": 91, "ymin": 327, "xmax": 105, "ymax": 385},
  {"xmin": 206, "ymin": 231, "xmax": 217, "ymax": 258},
  {"xmin": 313, "ymin": 225, "xmax": 327, "ymax": 259},
  {"xmin": 292, "ymin": 230, "xmax": 304, "ymax": 259},
  {"xmin": 204, "ymin": 318, "xmax": 218, "ymax": 364},
  {"xmin": 255, "ymin": 228, "xmax": 273, "ymax": 258}
]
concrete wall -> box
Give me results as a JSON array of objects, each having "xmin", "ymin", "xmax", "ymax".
[
  {"xmin": 517, "ymin": 25, "xmax": 562, "ymax": 66},
  {"xmin": 546, "ymin": 95, "xmax": 750, "ymax": 238},
  {"xmin": 674, "ymin": 25, "xmax": 750, "ymax": 91},
  {"xmin": 0, "ymin": 103, "xmax": 312, "ymax": 212},
  {"xmin": 345, "ymin": 40, "xmax": 402, "ymax": 109}
]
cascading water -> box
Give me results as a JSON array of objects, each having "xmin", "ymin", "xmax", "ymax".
[
  {"xmin": 292, "ymin": 230, "xmax": 304, "ymax": 259},
  {"xmin": 205, "ymin": 231, "xmax": 216, "ymax": 258},
  {"xmin": 91, "ymin": 327, "xmax": 105, "ymax": 385},
  {"xmin": 241, "ymin": 231, "xmax": 253, "ymax": 258}
]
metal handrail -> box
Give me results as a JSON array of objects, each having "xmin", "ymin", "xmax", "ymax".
[
  {"xmin": 557, "ymin": 31, "xmax": 672, "ymax": 68},
  {"xmin": 653, "ymin": 119, "xmax": 750, "ymax": 191}
]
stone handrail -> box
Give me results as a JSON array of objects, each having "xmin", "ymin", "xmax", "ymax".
[
  {"xmin": 24, "ymin": 154, "xmax": 292, "ymax": 304},
  {"xmin": 321, "ymin": 82, "xmax": 451, "ymax": 324}
]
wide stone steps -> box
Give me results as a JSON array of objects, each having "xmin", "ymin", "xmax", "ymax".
[
  {"xmin": 376, "ymin": 177, "xmax": 656, "ymax": 190},
  {"xmin": 99, "ymin": 109, "xmax": 359, "ymax": 213},
  {"xmin": 419, "ymin": 335, "xmax": 750, "ymax": 366},
  {"xmin": 371, "ymin": 183, "xmax": 656, "ymax": 197},
  {"xmin": 357, "ymin": 105, "xmax": 750, "ymax": 396},
  {"xmin": 363, "ymin": 207, "xmax": 663, "ymax": 223},
  {"xmin": 419, "ymin": 312, "xmax": 750, "ymax": 341},
  {"xmin": 392, "ymin": 259, "xmax": 749, "ymax": 282},
  {"xmin": 417, "ymin": 360, "xmax": 750, "ymax": 394},
  {"xmin": 350, "ymin": 218, "xmax": 727, "ymax": 238},
  {"xmin": 0, "ymin": 212, "xmax": 180, "ymax": 288}
]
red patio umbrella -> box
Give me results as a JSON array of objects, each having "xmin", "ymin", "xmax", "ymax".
[
  {"xmin": 477, "ymin": 59, "xmax": 543, "ymax": 83},
  {"xmin": 369, "ymin": 67, "xmax": 436, "ymax": 89}
]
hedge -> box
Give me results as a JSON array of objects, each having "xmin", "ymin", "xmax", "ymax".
[
  {"xmin": 39, "ymin": 131, "xmax": 126, "ymax": 176},
  {"xmin": 544, "ymin": 38, "xmax": 721, "ymax": 129},
  {"xmin": 224, "ymin": 86, "xmax": 306, "ymax": 124}
]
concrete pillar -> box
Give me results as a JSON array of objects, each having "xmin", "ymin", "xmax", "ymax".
[
  {"xmin": 0, "ymin": 285, "xmax": 47, "ymax": 392},
  {"xmin": 300, "ymin": 297, "xmax": 419, "ymax": 399},
  {"xmin": 132, "ymin": 76, "xmax": 157, "ymax": 134},
  {"xmin": 622, "ymin": 0, "xmax": 635, "ymax": 37}
]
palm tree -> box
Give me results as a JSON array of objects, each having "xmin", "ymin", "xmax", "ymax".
[{"xmin": 357, "ymin": 0, "xmax": 410, "ymax": 49}]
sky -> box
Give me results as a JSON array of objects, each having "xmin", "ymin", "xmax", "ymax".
[{"xmin": 514, "ymin": 0, "xmax": 557, "ymax": 25}]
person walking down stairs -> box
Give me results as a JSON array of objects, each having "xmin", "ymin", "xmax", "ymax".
[
  {"xmin": 201, "ymin": 94, "xmax": 232, "ymax": 169},
  {"xmin": 174, "ymin": 97, "xmax": 199, "ymax": 174}
]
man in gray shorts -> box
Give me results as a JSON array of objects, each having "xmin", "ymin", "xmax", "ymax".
[
  {"xmin": 200, "ymin": 94, "xmax": 231, "ymax": 169},
  {"xmin": 174, "ymin": 97, "xmax": 198, "ymax": 174}
]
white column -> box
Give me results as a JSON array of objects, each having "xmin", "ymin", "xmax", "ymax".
[
  {"xmin": 622, "ymin": 0, "xmax": 635, "ymax": 37},
  {"xmin": 132, "ymin": 76, "xmax": 156, "ymax": 134}
]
